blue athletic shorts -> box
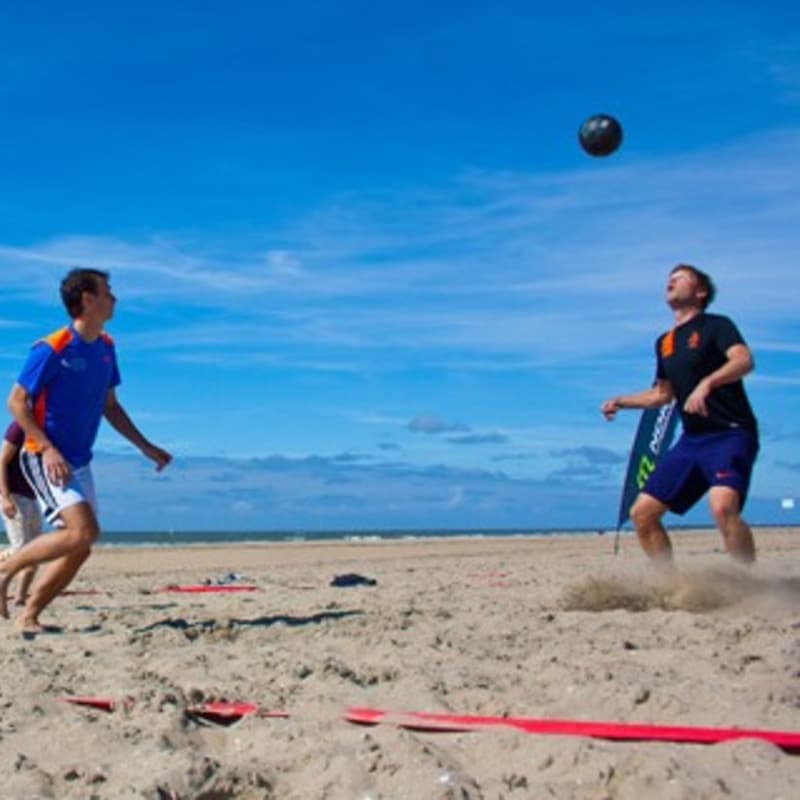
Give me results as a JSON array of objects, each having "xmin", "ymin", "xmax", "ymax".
[{"xmin": 644, "ymin": 429, "xmax": 759, "ymax": 515}]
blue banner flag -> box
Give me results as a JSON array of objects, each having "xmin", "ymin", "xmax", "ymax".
[{"xmin": 615, "ymin": 399, "xmax": 679, "ymax": 533}]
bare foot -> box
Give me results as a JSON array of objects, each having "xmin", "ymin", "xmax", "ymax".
[
  {"xmin": 0, "ymin": 572, "xmax": 10, "ymax": 619},
  {"xmin": 14, "ymin": 616, "xmax": 43, "ymax": 635}
]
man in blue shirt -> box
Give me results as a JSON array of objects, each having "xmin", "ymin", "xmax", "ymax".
[{"xmin": 0, "ymin": 268, "xmax": 172, "ymax": 632}]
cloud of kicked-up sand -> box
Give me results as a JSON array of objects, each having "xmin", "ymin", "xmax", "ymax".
[{"xmin": 561, "ymin": 565, "xmax": 800, "ymax": 613}]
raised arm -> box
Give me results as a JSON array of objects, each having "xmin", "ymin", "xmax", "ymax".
[{"xmin": 601, "ymin": 379, "xmax": 675, "ymax": 421}]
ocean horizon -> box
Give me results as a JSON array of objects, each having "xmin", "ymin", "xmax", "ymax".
[{"xmin": 92, "ymin": 524, "xmax": 740, "ymax": 548}]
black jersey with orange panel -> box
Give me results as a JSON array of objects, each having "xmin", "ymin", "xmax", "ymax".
[{"xmin": 655, "ymin": 312, "xmax": 758, "ymax": 435}]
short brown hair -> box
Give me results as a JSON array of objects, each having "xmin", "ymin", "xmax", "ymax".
[
  {"xmin": 60, "ymin": 268, "xmax": 110, "ymax": 318},
  {"xmin": 671, "ymin": 263, "xmax": 716, "ymax": 308}
]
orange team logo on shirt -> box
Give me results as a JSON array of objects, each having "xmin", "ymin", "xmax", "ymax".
[
  {"xmin": 688, "ymin": 330, "xmax": 701, "ymax": 349},
  {"xmin": 660, "ymin": 329, "xmax": 675, "ymax": 358}
]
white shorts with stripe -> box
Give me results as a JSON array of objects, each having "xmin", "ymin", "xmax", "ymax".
[{"xmin": 19, "ymin": 451, "xmax": 98, "ymax": 525}]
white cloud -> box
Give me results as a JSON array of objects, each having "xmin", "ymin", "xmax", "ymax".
[{"xmin": 2, "ymin": 129, "xmax": 797, "ymax": 375}]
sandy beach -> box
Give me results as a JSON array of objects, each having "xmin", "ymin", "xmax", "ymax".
[{"xmin": 1, "ymin": 527, "xmax": 799, "ymax": 799}]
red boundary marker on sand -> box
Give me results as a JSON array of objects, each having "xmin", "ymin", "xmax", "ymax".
[
  {"xmin": 344, "ymin": 707, "xmax": 800, "ymax": 752},
  {"xmin": 62, "ymin": 697, "xmax": 287, "ymax": 722},
  {"xmin": 61, "ymin": 697, "xmax": 800, "ymax": 753},
  {"xmin": 158, "ymin": 585, "xmax": 260, "ymax": 593},
  {"xmin": 63, "ymin": 696, "xmax": 119, "ymax": 712},
  {"xmin": 187, "ymin": 701, "xmax": 289, "ymax": 724}
]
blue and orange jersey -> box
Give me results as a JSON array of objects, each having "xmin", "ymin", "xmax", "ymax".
[{"xmin": 17, "ymin": 324, "xmax": 121, "ymax": 467}]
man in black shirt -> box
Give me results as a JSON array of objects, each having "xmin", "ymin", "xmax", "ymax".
[{"xmin": 601, "ymin": 264, "xmax": 759, "ymax": 564}]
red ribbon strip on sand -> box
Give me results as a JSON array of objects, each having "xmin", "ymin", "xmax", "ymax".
[
  {"xmin": 344, "ymin": 707, "xmax": 800, "ymax": 752},
  {"xmin": 62, "ymin": 696, "xmax": 800, "ymax": 753},
  {"xmin": 187, "ymin": 702, "xmax": 289, "ymax": 723},
  {"xmin": 63, "ymin": 696, "xmax": 125, "ymax": 712}
]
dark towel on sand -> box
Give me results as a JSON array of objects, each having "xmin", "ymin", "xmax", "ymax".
[{"xmin": 330, "ymin": 573, "xmax": 377, "ymax": 587}]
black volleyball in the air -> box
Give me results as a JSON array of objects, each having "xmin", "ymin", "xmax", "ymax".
[{"xmin": 578, "ymin": 114, "xmax": 623, "ymax": 157}]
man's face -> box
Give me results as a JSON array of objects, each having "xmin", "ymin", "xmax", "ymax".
[
  {"xmin": 666, "ymin": 269, "xmax": 704, "ymax": 309},
  {"xmin": 83, "ymin": 277, "xmax": 117, "ymax": 322}
]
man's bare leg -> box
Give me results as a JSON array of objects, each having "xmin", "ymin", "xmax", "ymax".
[
  {"xmin": 709, "ymin": 486, "xmax": 755, "ymax": 564},
  {"xmin": 16, "ymin": 551, "xmax": 90, "ymax": 632},
  {"xmin": 630, "ymin": 492, "xmax": 674, "ymax": 564},
  {"xmin": 14, "ymin": 566, "xmax": 37, "ymax": 605},
  {"xmin": 0, "ymin": 503, "xmax": 98, "ymax": 620}
]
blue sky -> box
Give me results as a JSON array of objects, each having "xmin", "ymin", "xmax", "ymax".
[{"xmin": 1, "ymin": 2, "xmax": 798, "ymax": 532}]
